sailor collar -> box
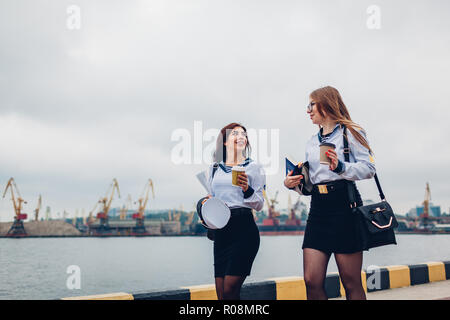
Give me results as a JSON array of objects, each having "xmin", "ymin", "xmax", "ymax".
[
  {"xmin": 317, "ymin": 123, "xmax": 342, "ymax": 143},
  {"xmin": 218, "ymin": 158, "xmax": 252, "ymax": 173}
]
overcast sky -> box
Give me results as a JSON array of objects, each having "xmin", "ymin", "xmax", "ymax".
[{"xmin": 1, "ymin": 0, "xmax": 449, "ymax": 221}]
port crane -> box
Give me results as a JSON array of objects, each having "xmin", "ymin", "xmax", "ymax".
[
  {"xmin": 2, "ymin": 178, "xmax": 28, "ymax": 236},
  {"xmin": 171, "ymin": 205, "xmax": 182, "ymax": 222},
  {"xmin": 34, "ymin": 195, "xmax": 42, "ymax": 221},
  {"xmin": 419, "ymin": 182, "xmax": 432, "ymax": 229},
  {"xmin": 262, "ymin": 189, "xmax": 280, "ymax": 226},
  {"xmin": 185, "ymin": 211, "xmax": 195, "ymax": 226},
  {"xmin": 120, "ymin": 194, "xmax": 132, "ymax": 220},
  {"xmin": 87, "ymin": 201, "xmax": 98, "ymax": 225},
  {"xmin": 285, "ymin": 194, "xmax": 302, "ymax": 226},
  {"xmin": 97, "ymin": 178, "xmax": 121, "ymax": 229},
  {"xmin": 133, "ymin": 179, "xmax": 155, "ymax": 233}
]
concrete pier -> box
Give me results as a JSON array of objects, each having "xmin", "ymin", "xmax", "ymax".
[{"xmin": 62, "ymin": 260, "xmax": 450, "ymax": 300}]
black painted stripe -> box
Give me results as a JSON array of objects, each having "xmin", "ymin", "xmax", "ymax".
[
  {"xmin": 409, "ymin": 264, "xmax": 429, "ymax": 286},
  {"xmin": 241, "ymin": 281, "xmax": 276, "ymax": 300},
  {"xmin": 325, "ymin": 274, "xmax": 341, "ymax": 299},
  {"xmin": 444, "ymin": 261, "xmax": 450, "ymax": 280},
  {"xmin": 133, "ymin": 288, "xmax": 191, "ymax": 300}
]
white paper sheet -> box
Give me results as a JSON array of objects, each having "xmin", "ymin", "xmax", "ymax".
[{"xmin": 196, "ymin": 170, "xmax": 210, "ymax": 193}]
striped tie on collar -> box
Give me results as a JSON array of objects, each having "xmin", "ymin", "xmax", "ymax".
[
  {"xmin": 218, "ymin": 158, "xmax": 252, "ymax": 173},
  {"xmin": 317, "ymin": 124, "xmax": 341, "ymax": 143}
]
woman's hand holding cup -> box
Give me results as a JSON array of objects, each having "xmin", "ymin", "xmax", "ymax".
[
  {"xmin": 237, "ymin": 172, "xmax": 249, "ymax": 192},
  {"xmin": 325, "ymin": 148, "xmax": 339, "ymax": 171}
]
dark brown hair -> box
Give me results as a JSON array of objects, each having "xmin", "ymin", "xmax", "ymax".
[{"xmin": 213, "ymin": 122, "xmax": 252, "ymax": 163}]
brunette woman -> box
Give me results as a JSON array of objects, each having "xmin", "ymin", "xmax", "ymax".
[{"xmin": 201, "ymin": 123, "xmax": 265, "ymax": 300}]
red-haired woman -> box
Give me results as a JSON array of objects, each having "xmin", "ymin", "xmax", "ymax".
[
  {"xmin": 284, "ymin": 86, "xmax": 376, "ymax": 300},
  {"xmin": 202, "ymin": 123, "xmax": 265, "ymax": 300}
]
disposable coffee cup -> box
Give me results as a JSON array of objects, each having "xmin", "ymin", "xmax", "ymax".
[
  {"xmin": 319, "ymin": 142, "xmax": 336, "ymax": 165},
  {"xmin": 231, "ymin": 166, "xmax": 245, "ymax": 186}
]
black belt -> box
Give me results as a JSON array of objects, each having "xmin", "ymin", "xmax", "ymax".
[
  {"xmin": 230, "ymin": 207, "xmax": 252, "ymax": 216},
  {"xmin": 312, "ymin": 180, "xmax": 353, "ymax": 195}
]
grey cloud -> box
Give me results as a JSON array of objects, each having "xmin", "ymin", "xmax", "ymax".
[{"xmin": 0, "ymin": 0, "xmax": 449, "ymax": 219}]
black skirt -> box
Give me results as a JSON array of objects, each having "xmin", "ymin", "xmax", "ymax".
[
  {"xmin": 213, "ymin": 207, "xmax": 260, "ymax": 277},
  {"xmin": 302, "ymin": 181, "xmax": 366, "ymax": 254}
]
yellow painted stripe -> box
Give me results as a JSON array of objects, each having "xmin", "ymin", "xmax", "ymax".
[
  {"xmin": 361, "ymin": 271, "xmax": 368, "ymax": 293},
  {"xmin": 386, "ymin": 265, "xmax": 411, "ymax": 289},
  {"xmin": 182, "ymin": 284, "xmax": 217, "ymax": 300},
  {"xmin": 426, "ymin": 262, "xmax": 446, "ymax": 282},
  {"xmin": 269, "ymin": 276, "xmax": 307, "ymax": 300},
  {"xmin": 62, "ymin": 292, "xmax": 134, "ymax": 300},
  {"xmin": 339, "ymin": 277, "xmax": 345, "ymax": 297}
]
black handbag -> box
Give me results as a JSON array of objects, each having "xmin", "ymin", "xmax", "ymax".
[{"xmin": 342, "ymin": 126, "xmax": 398, "ymax": 250}]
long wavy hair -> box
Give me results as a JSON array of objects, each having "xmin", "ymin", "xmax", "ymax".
[
  {"xmin": 310, "ymin": 86, "xmax": 373, "ymax": 154},
  {"xmin": 213, "ymin": 122, "xmax": 252, "ymax": 163}
]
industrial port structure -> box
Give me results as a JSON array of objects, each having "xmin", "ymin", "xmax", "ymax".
[{"xmin": 1, "ymin": 178, "xmax": 449, "ymax": 238}]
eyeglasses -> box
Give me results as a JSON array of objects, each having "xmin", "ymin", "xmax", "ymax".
[
  {"xmin": 230, "ymin": 130, "xmax": 247, "ymax": 137},
  {"xmin": 307, "ymin": 102, "xmax": 316, "ymax": 112}
]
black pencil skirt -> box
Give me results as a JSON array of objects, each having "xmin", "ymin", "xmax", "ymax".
[
  {"xmin": 302, "ymin": 181, "xmax": 366, "ymax": 255},
  {"xmin": 213, "ymin": 207, "xmax": 260, "ymax": 278}
]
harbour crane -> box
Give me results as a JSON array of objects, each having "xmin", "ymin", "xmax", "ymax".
[
  {"xmin": 87, "ymin": 200, "xmax": 99, "ymax": 225},
  {"xmin": 96, "ymin": 178, "xmax": 121, "ymax": 228},
  {"xmin": 419, "ymin": 182, "xmax": 432, "ymax": 229},
  {"xmin": 133, "ymin": 179, "xmax": 155, "ymax": 233},
  {"xmin": 262, "ymin": 189, "xmax": 280, "ymax": 226},
  {"xmin": 263, "ymin": 190, "xmax": 280, "ymax": 217},
  {"xmin": 172, "ymin": 208, "xmax": 181, "ymax": 222},
  {"xmin": 119, "ymin": 194, "xmax": 132, "ymax": 220},
  {"xmin": 172, "ymin": 204, "xmax": 183, "ymax": 222},
  {"xmin": 34, "ymin": 195, "xmax": 42, "ymax": 221},
  {"xmin": 285, "ymin": 194, "xmax": 302, "ymax": 226},
  {"xmin": 2, "ymin": 178, "xmax": 28, "ymax": 236},
  {"xmin": 185, "ymin": 211, "xmax": 195, "ymax": 226}
]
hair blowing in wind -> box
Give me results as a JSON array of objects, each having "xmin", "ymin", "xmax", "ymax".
[{"xmin": 310, "ymin": 86, "xmax": 373, "ymax": 154}]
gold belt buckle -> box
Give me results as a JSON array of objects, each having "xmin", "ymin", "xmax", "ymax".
[{"xmin": 318, "ymin": 184, "xmax": 328, "ymax": 194}]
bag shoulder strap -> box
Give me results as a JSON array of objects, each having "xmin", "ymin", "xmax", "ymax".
[
  {"xmin": 212, "ymin": 163, "xmax": 219, "ymax": 179},
  {"xmin": 342, "ymin": 125, "xmax": 386, "ymax": 201}
]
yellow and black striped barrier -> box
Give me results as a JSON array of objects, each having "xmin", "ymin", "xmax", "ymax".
[{"xmin": 62, "ymin": 261, "xmax": 450, "ymax": 300}]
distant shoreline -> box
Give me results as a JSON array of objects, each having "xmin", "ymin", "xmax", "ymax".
[{"xmin": 2, "ymin": 231, "xmax": 450, "ymax": 239}]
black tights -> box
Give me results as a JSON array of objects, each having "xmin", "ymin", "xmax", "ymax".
[
  {"xmin": 215, "ymin": 275, "xmax": 246, "ymax": 300},
  {"xmin": 303, "ymin": 248, "xmax": 366, "ymax": 300}
]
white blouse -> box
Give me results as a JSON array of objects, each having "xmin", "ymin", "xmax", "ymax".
[
  {"xmin": 294, "ymin": 124, "xmax": 376, "ymax": 195},
  {"xmin": 207, "ymin": 158, "xmax": 266, "ymax": 211}
]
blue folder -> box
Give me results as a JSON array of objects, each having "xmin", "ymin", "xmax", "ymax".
[{"xmin": 285, "ymin": 158, "xmax": 302, "ymax": 176}]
